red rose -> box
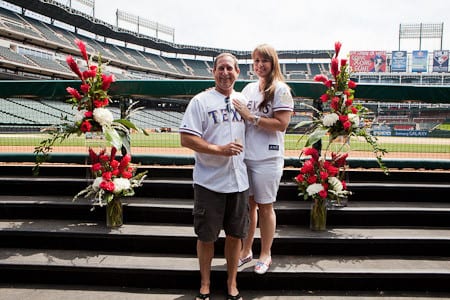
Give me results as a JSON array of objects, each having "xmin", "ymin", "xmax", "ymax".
[
  {"xmin": 314, "ymin": 74, "xmax": 328, "ymax": 83},
  {"xmin": 110, "ymin": 160, "xmax": 119, "ymax": 169},
  {"xmin": 339, "ymin": 115, "xmax": 349, "ymax": 122},
  {"xmin": 348, "ymin": 80, "xmax": 357, "ymax": 89},
  {"xmin": 100, "ymin": 180, "xmax": 115, "ymax": 192},
  {"xmin": 332, "ymin": 152, "xmax": 348, "ymax": 167},
  {"xmin": 303, "ymin": 147, "xmax": 319, "ymax": 160},
  {"xmin": 101, "ymin": 74, "xmax": 115, "ymax": 90},
  {"xmin": 94, "ymin": 98, "xmax": 108, "ymax": 108},
  {"xmin": 80, "ymin": 120, "xmax": 92, "ymax": 132},
  {"xmin": 91, "ymin": 163, "xmax": 102, "ymax": 172},
  {"xmin": 301, "ymin": 159, "xmax": 315, "ymax": 174},
  {"xmin": 318, "ymin": 189, "xmax": 328, "ymax": 199},
  {"xmin": 320, "ymin": 94, "xmax": 329, "ymax": 102},
  {"xmin": 83, "ymin": 69, "xmax": 96, "ymax": 79},
  {"xmin": 307, "ymin": 175, "xmax": 317, "ymax": 184},
  {"xmin": 343, "ymin": 120, "xmax": 352, "ymax": 130},
  {"xmin": 80, "ymin": 83, "xmax": 90, "ymax": 94},
  {"xmin": 295, "ymin": 173, "xmax": 304, "ymax": 183},
  {"xmin": 331, "ymin": 97, "xmax": 340, "ymax": 110},
  {"xmin": 320, "ymin": 171, "xmax": 328, "ymax": 181},
  {"xmin": 102, "ymin": 172, "xmax": 112, "ymax": 181},
  {"xmin": 121, "ymin": 171, "xmax": 133, "ymax": 179}
]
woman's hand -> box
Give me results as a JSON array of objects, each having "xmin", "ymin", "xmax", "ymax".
[{"xmin": 232, "ymin": 99, "xmax": 252, "ymax": 121}]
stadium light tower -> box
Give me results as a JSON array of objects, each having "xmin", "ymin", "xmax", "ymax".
[
  {"xmin": 66, "ymin": 0, "xmax": 95, "ymax": 16},
  {"xmin": 116, "ymin": 9, "xmax": 175, "ymax": 43},
  {"xmin": 398, "ymin": 23, "xmax": 444, "ymax": 50}
]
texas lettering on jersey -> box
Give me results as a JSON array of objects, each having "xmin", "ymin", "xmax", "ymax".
[{"xmin": 207, "ymin": 107, "xmax": 244, "ymax": 124}]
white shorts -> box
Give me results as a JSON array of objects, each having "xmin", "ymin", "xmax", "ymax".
[{"xmin": 245, "ymin": 157, "xmax": 284, "ymax": 204}]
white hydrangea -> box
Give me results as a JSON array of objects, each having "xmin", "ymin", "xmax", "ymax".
[
  {"xmin": 328, "ymin": 176, "xmax": 343, "ymax": 192},
  {"xmin": 74, "ymin": 110, "xmax": 85, "ymax": 123},
  {"xmin": 93, "ymin": 107, "xmax": 114, "ymax": 126},
  {"xmin": 113, "ymin": 177, "xmax": 131, "ymax": 194},
  {"xmin": 92, "ymin": 176, "xmax": 103, "ymax": 192},
  {"xmin": 323, "ymin": 113, "xmax": 339, "ymax": 127},
  {"xmin": 306, "ymin": 183, "xmax": 324, "ymax": 196},
  {"xmin": 348, "ymin": 113, "xmax": 360, "ymax": 127}
]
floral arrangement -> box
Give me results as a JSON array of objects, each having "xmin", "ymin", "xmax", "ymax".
[
  {"xmin": 294, "ymin": 147, "xmax": 351, "ymax": 203},
  {"xmin": 294, "ymin": 41, "xmax": 388, "ymax": 172},
  {"xmin": 73, "ymin": 146, "xmax": 147, "ymax": 227},
  {"xmin": 32, "ymin": 38, "xmax": 148, "ymax": 226},
  {"xmin": 73, "ymin": 146, "xmax": 147, "ymax": 206},
  {"xmin": 34, "ymin": 38, "xmax": 146, "ymax": 174},
  {"xmin": 294, "ymin": 41, "xmax": 389, "ymax": 230}
]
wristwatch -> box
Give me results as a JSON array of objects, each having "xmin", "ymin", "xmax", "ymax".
[{"xmin": 252, "ymin": 115, "xmax": 260, "ymax": 126}]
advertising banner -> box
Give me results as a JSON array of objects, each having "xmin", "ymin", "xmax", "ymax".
[
  {"xmin": 391, "ymin": 51, "xmax": 407, "ymax": 72},
  {"xmin": 432, "ymin": 50, "xmax": 449, "ymax": 72},
  {"xmin": 411, "ymin": 50, "xmax": 428, "ymax": 72},
  {"xmin": 350, "ymin": 51, "xmax": 387, "ymax": 72}
]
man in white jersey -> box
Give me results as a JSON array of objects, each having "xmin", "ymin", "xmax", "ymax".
[{"xmin": 179, "ymin": 53, "xmax": 249, "ymax": 300}]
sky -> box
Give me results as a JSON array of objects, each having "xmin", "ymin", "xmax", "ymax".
[{"xmin": 81, "ymin": 0, "xmax": 450, "ymax": 57}]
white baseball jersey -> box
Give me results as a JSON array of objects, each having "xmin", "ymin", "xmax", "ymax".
[
  {"xmin": 242, "ymin": 80, "xmax": 294, "ymax": 161},
  {"xmin": 179, "ymin": 88, "xmax": 249, "ymax": 193}
]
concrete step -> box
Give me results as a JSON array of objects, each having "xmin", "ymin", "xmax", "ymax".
[
  {"xmin": 2, "ymin": 284, "xmax": 450, "ymax": 300},
  {"xmin": 0, "ymin": 176, "xmax": 449, "ymax": 201},
  {"xmin": 2, "ymin": 219, "xmax": 450, "ymax": 256},
  {"xmin": 1, "ymin": 164, "xmax": 450, "ymax": 295},
  {"xmin": 2, "ymin": 164, "xmax": 450, "ymax": 184},
  {"xmin": 1, "ymin": 247, "xmax": 449, "ymax": 292},
  {"xmin": 2, "ymin": 196, "xmax": 450, "ymax": 227}
]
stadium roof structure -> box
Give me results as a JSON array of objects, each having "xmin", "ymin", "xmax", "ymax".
[{"xmin": 4, "ymin": 0, "xmax": 333, "ymax": 59}]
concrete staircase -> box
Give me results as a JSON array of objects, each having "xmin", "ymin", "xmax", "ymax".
[{"xmin": 1, "ymin": 163, "xmax": 450, "ymax": 297}]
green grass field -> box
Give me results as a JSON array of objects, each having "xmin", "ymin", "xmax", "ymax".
[
  {"xmin": 0, "ymin": 132, "xmax": 449, "ymax": 154},
  {"xmin": 438, "ymin": 123, "xmax": 450, "ymax": 130}
]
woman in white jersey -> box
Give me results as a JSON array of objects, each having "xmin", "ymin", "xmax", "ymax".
[{"xmin": 233, "ymin": 44, "xmax": 294, "ymax": 275}]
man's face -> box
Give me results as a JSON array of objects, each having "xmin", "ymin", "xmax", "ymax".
[{"xmin": 213, "ymin": 55, "xmax": 240, "ymax": 93}]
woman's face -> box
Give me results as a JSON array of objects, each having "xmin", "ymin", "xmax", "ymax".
[{"xmin": 253, "ymin": 52, "xmax": 272, "ymax": 79}]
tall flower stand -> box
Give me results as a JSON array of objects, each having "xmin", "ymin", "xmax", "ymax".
[
  {"xmin": 106, "ymin": 198, "xmax": 123, "ymax": 228},
  {"xmin": 310, "ymin": 199, "xmax": 327, "ymax": 231}
]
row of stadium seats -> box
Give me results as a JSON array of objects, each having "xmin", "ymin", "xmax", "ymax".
[
  {"xmin": 0, "ymin": 6, "xmax": 328, "ymax": 80},
  {"xmin": 0, "ymin": 98, "xmax": 184, "ymax": 131}
]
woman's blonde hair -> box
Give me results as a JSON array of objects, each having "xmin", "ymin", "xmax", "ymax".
[{"xmin": 252, "ymin": 44, "xmax": 286, "ymax": 110}]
